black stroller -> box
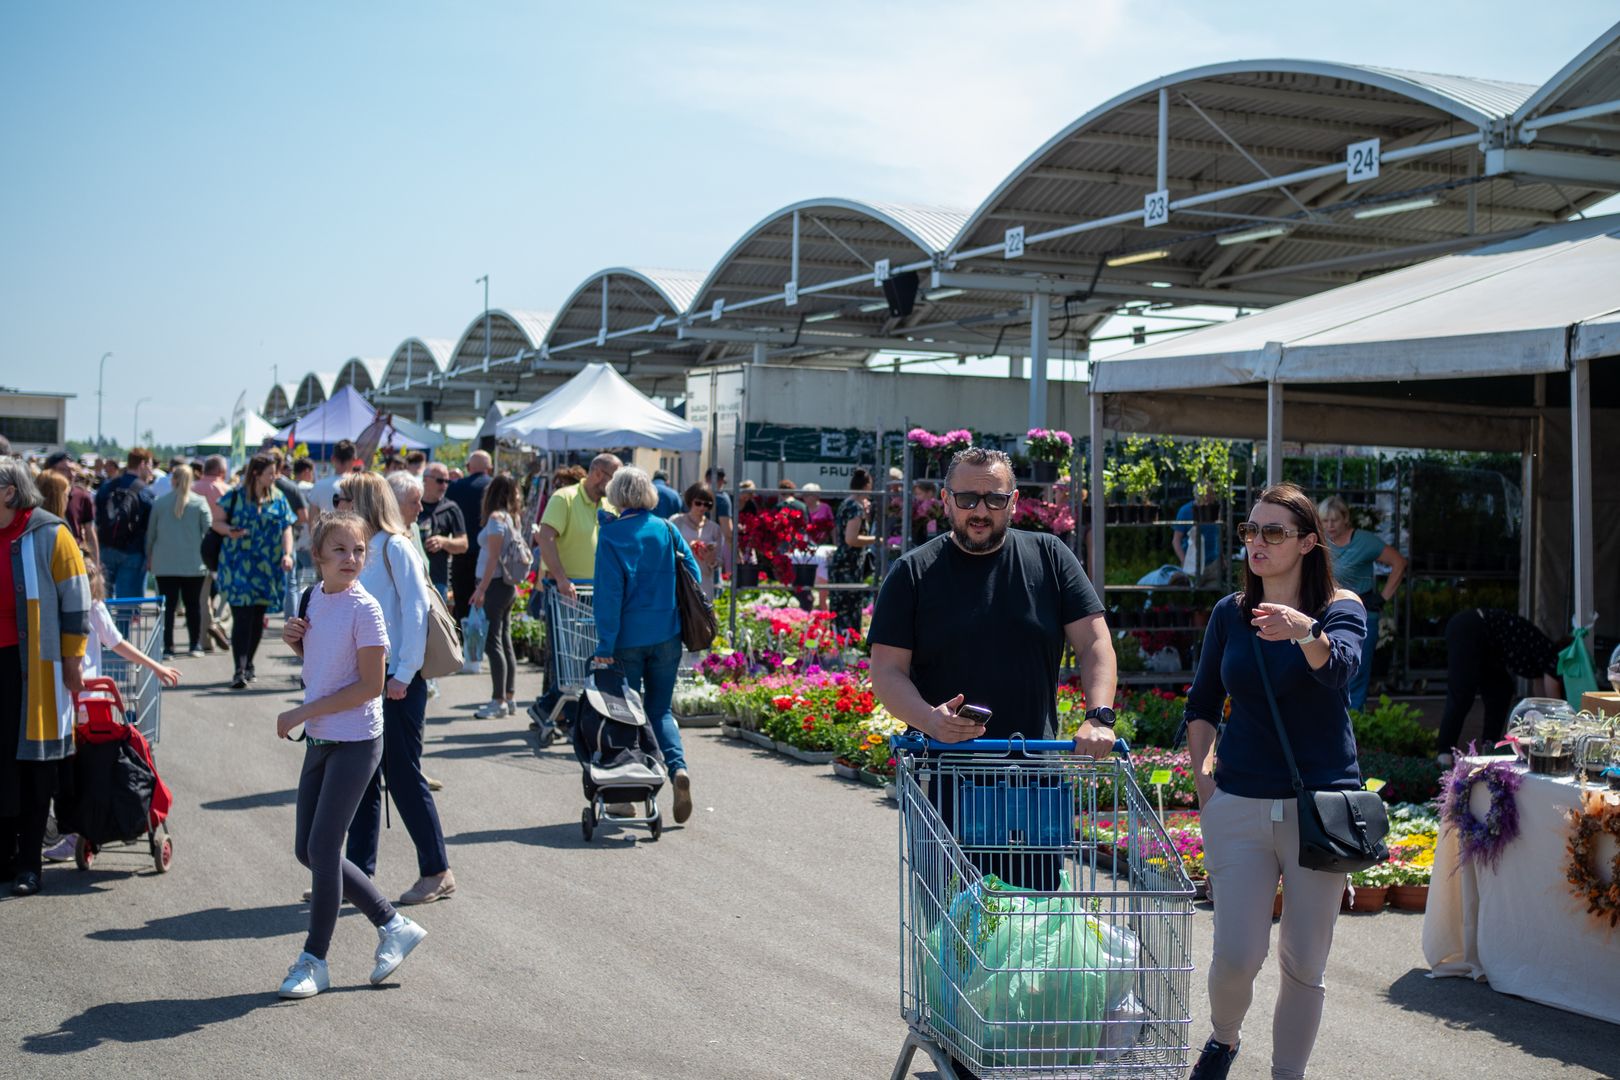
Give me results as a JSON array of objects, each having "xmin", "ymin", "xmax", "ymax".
[{"xmin": 573, "ymin": 670, "xmax": 668, "ymax": 841}]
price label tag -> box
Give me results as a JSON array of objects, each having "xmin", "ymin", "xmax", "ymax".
[
  {"xmin": 1346, "ymin": 138, "xmax": 1380, "ymax": 183},
  {"xmin": 873, "ymin": 258, "xmax": 890, "ymax": 286},
  {"xmin": 1143, "ymin": 189, "xmax": 1170, "ymax": 228},
  {"xmin": 784, "ymin": 280, "xmax": 798, "ymax": 307},
  {"xmin": 1149, "ymin": 769, "xmax": 1173, "ymax": 786},
  {"xmin": 1004, "ymin": 225, "xmax": 1026, "ymax": 259},
  {"xmin": 1364, "ymin": 778, "xmax": 1386, "ymax": 793}
]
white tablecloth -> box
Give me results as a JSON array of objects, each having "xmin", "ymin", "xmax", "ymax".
[{"xmin": 1422, "ymin": 758, "xmax": 1620, "ymax": 1025}]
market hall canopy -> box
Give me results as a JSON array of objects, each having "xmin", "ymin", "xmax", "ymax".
[
  {"xmin": 191, "ymin": 411, "xmax": 279, "ymax": 452},
  {"xmin": 430, "ymin": 309, "xmax": 555, "ymax": 422},
  {"xmin": 370, "ymin": 337, "xmax": 456, "ymax": 421},
  {"xmin": 495, "ymin": 362, "xmax": 702, "ymax": 452},
  {"xmin": 275, "ymin": 385, "xmax": 440, "ymax": 451},
  {"xmin": 536, "ymin": 267, "xmax": 705, "ymax": 395}
]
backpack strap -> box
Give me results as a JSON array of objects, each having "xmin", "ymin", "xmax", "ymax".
[{"xmin": 298, "ymin": 584, "xmax": 314, "ymax": 620}]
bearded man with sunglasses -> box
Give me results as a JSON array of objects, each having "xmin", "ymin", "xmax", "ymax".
[{"xmin": 868, "ymin": 447, "xmax": 1118, "ymax": 758}]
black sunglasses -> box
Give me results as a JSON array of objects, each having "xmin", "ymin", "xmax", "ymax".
[
  {"xmin": 944, "ymin": 488, "xmax": 1014, "ymax": 511},
  {"xmin": 1237, "ymin": 521, "xmax": 1307, "ymax": 545}
]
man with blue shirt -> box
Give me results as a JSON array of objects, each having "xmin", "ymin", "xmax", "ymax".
[
  {"xmin": 1172, "ymin": 491, "xmax": 1224, "ymax": 585},
  {"xmin": 94, "ymin": 447, "xmax": 156, "ymax": 598},
  {"xmin": 650, "ymin": 471, "xmax": 682, "ymax": 519}
]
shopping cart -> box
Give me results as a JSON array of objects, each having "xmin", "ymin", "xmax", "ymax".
[
  {"xmin": 537, "ymin": 583, "xmax": 595, "ymax": 746},
  {"xmin": 890, "ymin": 735, "xmax": 1196, "ymax": 1079},
  {"xmin": 102, "ymin": 597, "xmax": 165, "ymax": 745}
]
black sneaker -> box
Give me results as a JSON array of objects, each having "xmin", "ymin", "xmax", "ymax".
[
  {"xmin": 231, "ymin": 670, "xmax": 249, "ymax": 690},
  {"xmin": 13, "ymin": 871, "xmax": 42, "ymax": 897},
  {"xmin": 1188, "ymin": 1037, "xmax": 1239, "ymax": 1079},
  {"xmin": 245, "ymin": 664, "xmax": 257, "ymax": 682}
]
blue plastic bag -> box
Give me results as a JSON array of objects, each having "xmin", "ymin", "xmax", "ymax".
[{"xmin": 461, "ymin": 608, "xmax": 488, "ymax": 665}]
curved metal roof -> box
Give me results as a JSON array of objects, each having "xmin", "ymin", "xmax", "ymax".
[
  {"xmin": 264, "ymin": 383, "xmax": 298, "ymax": 423},
  {"xmin": 294, "ymin": 372, "xmax": 338, "ymax": 412},
  {"xmin": 334, "ymin": 357, "xmax": 388, "ymax": 394},
  {"xmin": 542, "ymin": 267, "xmax": 706, "ymax": 363},
  {"xmin": 944, "ymin": 58, "xmax": 1611, "ymax": 321},
  {"xmin": 446, "ymin": 309, "xmax": 554, "ymax": 372},
  {"xmin": 379, "ymin": 337, "xmax": 454, "ymax": 391},
  {"xmin": 684, "ymin": 198, "xmax": 1009, "ymax": 366}
]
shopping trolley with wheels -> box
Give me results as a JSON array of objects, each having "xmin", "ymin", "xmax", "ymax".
[
  {"xmin": 534, "ymin": 583, "xmax": 594, "ymax": 747},
  {"xmin": 68, "ymin": 677, "xmax": 175, "ymax": 874},
  {"xmin": 102, "ymin": 597, "xmax": 166, "ymax": 745},
  {"xmin": 889, "ymin": 735, "xmax": 1196, "ymax": 1079}
]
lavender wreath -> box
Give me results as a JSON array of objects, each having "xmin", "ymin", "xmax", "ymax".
[{"xmin": 1441, "ymin": 757, "xmax": 1523, "ymax": 872}]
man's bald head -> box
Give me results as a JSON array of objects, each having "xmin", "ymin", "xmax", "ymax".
[
  {"xmin": 584, "ymin": 453, "xmax": 622, "ymax": 501},
  {"xmin": 467, "ymin": 450, "xmax": 493, "ymax": 475}
]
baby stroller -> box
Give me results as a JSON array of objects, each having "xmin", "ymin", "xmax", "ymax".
[
  {"xmin": 67, "ymin": 678, "xmax": 175, "ymax": 873},
  {"xmin": 573, "ymin": 669, "xmax": 667, "ymax": 841}
]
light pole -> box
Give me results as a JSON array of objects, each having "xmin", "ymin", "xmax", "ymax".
[
  {"xmin": 133, "ymin": 396, "xmax": 152, "ymax": 449},
  {"xmin": 97, "ymin": 351, "xmax": 112, "ymax": 450},
  {"xmin": 476, "ymin": 275, "xmax": 490, "ymax": 368}
]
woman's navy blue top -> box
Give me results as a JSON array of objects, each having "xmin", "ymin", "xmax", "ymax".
[{"xmin": 1184, "ymin": 594, "xmax": 1366, "ymax": 799}]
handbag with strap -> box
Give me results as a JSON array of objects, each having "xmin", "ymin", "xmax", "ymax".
[
  {"xmin": 1248, "ymin": 630, "xmax": 1389, "ymax": 874},
  {"xmin": 496, "ymin": 512, "xmax": 533, "ymax": 583},
  {"xmin": 379, "ymin": 534, "xmax": 465, "ymax": 680},
  {"xmin": 201, "ymin": 489, "xmax": 233, "ymax": 572},
  {"xmin": 663, "ymin": 520, "xmax": 718, "ymax": 652}
]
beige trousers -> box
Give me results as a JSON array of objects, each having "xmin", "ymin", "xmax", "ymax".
[{"xmin": 1200, "ymin": 788, "xmax": 1347, "ymax": 1080}]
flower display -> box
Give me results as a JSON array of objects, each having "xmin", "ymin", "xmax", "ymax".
[
  {"xmin": 1010, "ymin": 497, "xmax": 1076, "ymax": 536},
  {"xmin": 736, "ymin": 507, "xmax": 813, "ymax": 584},
  {"xmin": 907, "ymin": 427, "xmax": 975, "ymax": 453},
  {"xmin": 1026, "ymin": 428, "xmax": 1075, "ymax": 463}
]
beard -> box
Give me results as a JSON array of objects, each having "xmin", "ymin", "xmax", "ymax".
[{"xmin": 951, "ymin": 515, "xmax": 1009, "ymax": 553}]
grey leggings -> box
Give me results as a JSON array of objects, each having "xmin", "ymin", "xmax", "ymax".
[
  {"xmin": 483, "ymin": 577, "xmax": 517, "ymax": 699},
  {"xmin": 295, "ymin": 738, "xmax": 396, "ymax": 959},
  {"xmin": 1201, "ymin": 789, "xmax": 1347, "ymax": 1080}
]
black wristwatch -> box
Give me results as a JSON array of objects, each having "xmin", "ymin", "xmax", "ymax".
[{"xmin": 1084, "ymin": 706, "xmax": 1117, "ymax": 727}]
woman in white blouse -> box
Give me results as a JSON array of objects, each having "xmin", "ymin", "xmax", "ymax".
[{"xmin": 340, "ymin": 471, "xmax": 455, "ymax": 906}]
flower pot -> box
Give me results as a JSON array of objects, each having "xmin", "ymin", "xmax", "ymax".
[
  {"xmin": 858, "ymin": 768, "xmax": 891, "ymax": 788},
  {"xmin": 739, "ymin": 729, "xmax": 775, "ymax": 750},
  {"xmin": 1389, "ymin": 884, "xmax": 1429, "ymax": 912},
  {"xmin": 832, "ymin": 759, "xmax": 860, "ymax": 780},
  {"xmin": 781, "ymin": 744, "xmax": 837, "ymax": 765},
  {"xmin": 1528, "ymin": 750, "xmax": 1573, "ymax": 775},
  {"xmin": 674, "ymin": 712, "xmax": 724, "ymax": 729},
  {"xmin": 1349, "ymin": 885, "xmax": 1388, "ymax": 912},
  {"xmin": 1105, "ymin": 503, "xmax": 1124, "ymax": 525},
  {"xmin": 719, "ymin": 722, "xmax": 744, "ymax": 740},
  {"xmin": 1030, "ymin": 461, "xmax": 1059, "ymax": 483}
]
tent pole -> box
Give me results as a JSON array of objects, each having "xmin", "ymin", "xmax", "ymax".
[
  {"xmin": 1570, "ymin": 356, "xmax": 1594, "ymax": 645},
  {"xmin": 1266, "ymin": 380, "xmax": 1284, "ymax": 487},
  {"xmin": 1089, "ymin": 386, "xmax": 1106, "ymax": 589}
]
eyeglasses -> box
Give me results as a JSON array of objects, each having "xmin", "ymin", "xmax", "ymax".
[
  {"xmin": 1237, "ymin": 521, "xmax": 1307, "ymax": 545},
  {"xmin": 944, "ymin": 488, "xmax": 1014, "ymax": 511},
  {"xmin": 425, "ymin": 475, "xmax": 448, "ymax": 484},
  {"xmin": 691, "ymin": 500, "xmax": 713, "ymax": 509},
  {"xmin": 334, "ymin": 493, "xmax": 352, "ymax": 505}
]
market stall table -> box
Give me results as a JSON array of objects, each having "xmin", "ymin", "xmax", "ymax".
[{"xmin": 1423, "ymin": 756, "xmax": 1620, "ymax": 1025}]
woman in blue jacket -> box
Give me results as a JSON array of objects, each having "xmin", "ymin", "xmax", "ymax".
[
  {"xmin": 591, "ymin": 467, "xmax": 700, "ymax": 825},
  {"xmin": 1183, "ymin": 483, "xmax": 1366, "ymax": 1080}
]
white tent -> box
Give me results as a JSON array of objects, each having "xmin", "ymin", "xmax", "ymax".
[
  {"xmin": 191, "ymin": 411, "xmax": 278, "ymax": 451},
  {"xmin": 496, "ymin": 362, "xmax": 702, "ymax": 451},
  {"xmin": 1087, "ymin": 214, "xmax": 1620, "ymax": 641}
]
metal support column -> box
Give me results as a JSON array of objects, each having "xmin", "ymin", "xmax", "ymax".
[
  {"xmin": 1570, "ymin": 357, "xmax": 1595, "ymax": 643},
  {"xmin": 728, "ymin": 413, "xmax": 743, "ymax": 644},
  {"xmin": 1266, "ymin": 380, "xmax": 1284, "ymax": 487},
  {"xmin": 1028, "ymin": 293, "xmax": 1050, "ymax": 429},
  {"xmin": 1157, "ymin": 88, "xmax": 1169, "ymax": 192},
  {"xmin": 1088, "ymin": 387, "xmax": 1106, "ymax": 588},
  {"xmin": 752, "ymin": 340, "xmax": 766, "ymax": 366},
  {"xmin": 900, "ymin": 419, "xmax": 913, "ymax": 557}
]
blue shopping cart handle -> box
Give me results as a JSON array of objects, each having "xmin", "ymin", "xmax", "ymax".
[{"xmin": 890, "ymin": 733, "xmax": 1130, "ymax": 757}]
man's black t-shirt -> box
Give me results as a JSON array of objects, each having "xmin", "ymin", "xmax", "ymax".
[
  {"xmin": 418, "ymin": 499, "xmax": 468, "ymax": 586},
  {"xmin": 867, "ymin": 530, "xmax": 1105, "ymax": 740}
]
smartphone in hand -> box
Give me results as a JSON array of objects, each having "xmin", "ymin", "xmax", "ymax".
[{"xmin": 956, "ymin": 704, "xmax": 992, "ymax": 726}]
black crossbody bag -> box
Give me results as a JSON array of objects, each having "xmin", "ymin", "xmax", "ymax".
[{"xmin": 1249, "ymin": 631, "xmax": 1389, "ymax": 874}]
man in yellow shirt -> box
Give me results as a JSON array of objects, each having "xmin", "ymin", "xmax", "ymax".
[{"xmin": 529, "ymin": 453, "xmax": 619, "ymax": 731}]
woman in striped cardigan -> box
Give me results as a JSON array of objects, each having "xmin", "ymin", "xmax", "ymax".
[{"xmin": 1, "ymin": 459, "xmax": 91, "ymax": 897}]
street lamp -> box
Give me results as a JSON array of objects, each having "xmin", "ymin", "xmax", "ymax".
[
  {"xmin": 97, "ymin": 352, "xmax": 112, "ymax": 449},
  {"xmin": 133, "ymin": 396, "xmax": 152, "ymax": 449},
  {"xmin": 476, "ymin": 275, "xmax": 490, "ymax": 370}
]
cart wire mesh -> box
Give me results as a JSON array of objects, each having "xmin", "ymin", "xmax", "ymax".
[
  {"xmin": 894, "ymin": 737, "xmax": 1195, "ymax": 1078},
  {"xmin": 102, "ymin": 597, "xmax": 165, "ymax": 745},
  {"xmin": 545, "ymin": 584, "xmax": 597, "ymax": 696}
]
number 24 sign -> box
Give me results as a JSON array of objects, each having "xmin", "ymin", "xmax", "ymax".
[{"xmin": 1346, "ymin": 138, "xmax": 1380, "ymax": 183}]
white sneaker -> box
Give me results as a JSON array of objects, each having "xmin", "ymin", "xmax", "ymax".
[
  {"xmin": 370, "ymin": 915, "xmax": 428, "ymax": 985},
  {"xmin": 474, "ymin": 700, "xmax": 506, "ymax": 719},
  {"xmin": 426, "ymin": 679, "xmax": 441, "ymax": 699},
  {"xmin": 278, "ymin": 951, "xmax": 329, "ymax": 999}
]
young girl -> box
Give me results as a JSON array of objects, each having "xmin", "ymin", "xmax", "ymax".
[
  {"xmin": 276, "ymin": 511, "xmax": 426, "ymax": 999},
  {"xmin": 44, "ymin": 563, "xmax": 183, "ymax": 863}
]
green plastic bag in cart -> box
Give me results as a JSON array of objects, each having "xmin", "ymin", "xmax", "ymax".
[
  {"xmin": 1558, "ymin": 626, "xmax": 1598, "ymax": 711},
  {"xmin": 921, "ymin": 871, "xmax": 1140, "ymax": 1069}
]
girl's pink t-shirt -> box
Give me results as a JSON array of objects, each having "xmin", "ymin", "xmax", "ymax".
[{"xmin": 301, "ymin": 581, "xmax": 390, "ymax": 741}]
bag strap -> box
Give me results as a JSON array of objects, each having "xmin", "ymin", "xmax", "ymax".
[
  {"xmin": 298, "ymin": 585, "xmax": 314, "ymax": 620},
  {"xmin": 1248, "ymin": 630, "xmax": 1307, "ymax": 796}
]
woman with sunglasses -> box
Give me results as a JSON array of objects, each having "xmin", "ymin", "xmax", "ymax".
[
  {"xmin": 827, "ymin": 468, "xmax": 877, "ymax": 636},
  {"xmin": 672, "ymin": 483, "xmax": 721, "ymax": 599},
  {"xmin": 1182, "ymin": 483, "xmax": 1367, "ymax": 1080}
]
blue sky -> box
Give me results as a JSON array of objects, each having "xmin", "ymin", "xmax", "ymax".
[{"xmin": 3, "ymin": 2, "xmax": 1616, "ymax": 443}]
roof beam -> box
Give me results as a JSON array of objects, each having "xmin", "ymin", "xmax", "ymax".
[
  {"xmin": 1177, "ymin": 78, "xmax": 1452, "ymax": 120},
  {"xmin": 1205, "ymin": 224, "xmax": 1535, "ymax": 286},
  {"xmin": 679, "ymin": 325, "xmax": 1018, "ymax": 357},
  {"xmin": 1074, "ymin": 128, "xmax": 1467, "ymax": 174}
]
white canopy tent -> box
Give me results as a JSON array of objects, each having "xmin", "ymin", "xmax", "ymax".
[
  {"xmin": 496, "ymin": 362, "xmax": 702, "ymax": 451},
  {"xmin": 191, "ymin": 411, "xmax": 278, "ymax": 452},
  {"xmin": 1088, "ymin": 214, "xmax": 1620, "ymax": 641}
]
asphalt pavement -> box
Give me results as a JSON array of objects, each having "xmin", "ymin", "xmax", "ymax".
[{"xmin": 5, "ymin": 635, "xmax": 1615, "ymax": 1080}]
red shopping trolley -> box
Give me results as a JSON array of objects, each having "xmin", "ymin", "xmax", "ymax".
[{"xmin": 68, "ymin": 677, "xmax": 174, "ymax": 873}]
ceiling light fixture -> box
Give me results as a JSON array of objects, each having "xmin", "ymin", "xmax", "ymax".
[
  {"xmin": 1104, "ymin": 249, "xmax": 1169, "ymax": 267},
  {"xmin": 1216, "ymin": 224, "xmax": 1291, "ymax": 246},
  {"xmin": 923, "ymin": 287, "xmax": 965, "ymax": 301},
  {"xmin": 804, "ymin": 310, "xmax": 842, "ymax": 323},
  {"xmin": 858, "ymin": 301, "xmax": 890, "ymax": 313},
  {"xmin": 1147, "ymin": 281, "xmax": 1174, "ymax": 289},
  {"xmin": 1352, "ymin": 195, "xmax": 1441, "ymax": 220},
  {"xmin": 630, "ymin": 347, "xmax": 655, "ymax": 357}
]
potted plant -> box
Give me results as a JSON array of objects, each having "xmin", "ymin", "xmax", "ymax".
[
  {"xmin": 1347, "ymin": 862, "xmax": 1397, "ymax": 911},
  {"xmin": 1026, "ymin": 428, "xmax": 1074, "ymax": 483},
  {"xmin": 1177, "ymin": 438, "xmax": 1235, "ymax": 522}
]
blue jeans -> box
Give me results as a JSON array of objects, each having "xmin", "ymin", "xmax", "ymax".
[
  {"xmin": 1346, "ymin": 607, "xmax": 1379, "ymax": 712},
  {"xmin": 102, "ymin": 547, "xmax": 147, "ymax": 599},
  {"xmin": 615, "ymin": 634, "xmax": 685, "ymax": 774},
  {"xmin": 346, "ymin": 674, "xmax": 450, "ymax": 878}
]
